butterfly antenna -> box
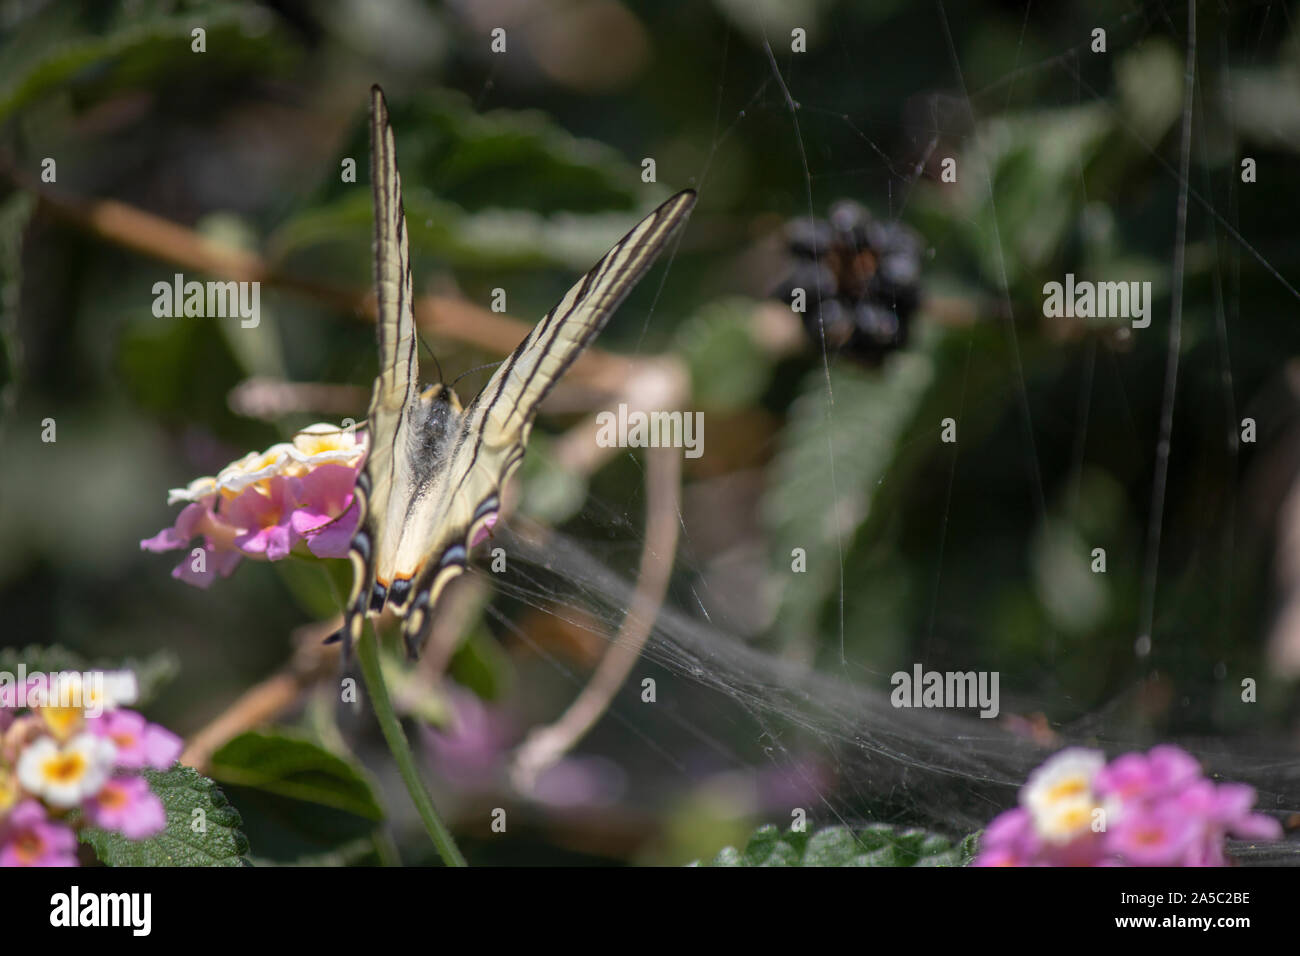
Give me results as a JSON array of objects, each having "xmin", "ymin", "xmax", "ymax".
[
  {"xmin": 418, "ymin": 332, "xmax": 445, "ymax": 384},
  {"xmin": 450, "ymin": 360, "xmax": 505, "ymax": 393}
]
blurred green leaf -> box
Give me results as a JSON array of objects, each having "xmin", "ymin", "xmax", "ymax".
[
  {"xmin": 0, "ymin": 4, "xmax": 285, "ymax": 123},
  {"xmin": 270, "ymin": 87, "xmax": 660, "ymax": 280},
  {"xmin": 675, "ymin": 298, "xmax": 773, "ymax": 410},
  {"xmin": 448, "ymin": 624, "xmax": 514, "ymax": 703},
  {"xmin": 697, "ymin": 822, "xmax": 972, "ymax": 866},
  {"xmin": 1031, "ymin": 518, "xmax": 1109, "ymax": 634},
  {"xmin": 210, "ymin": 730, "xmax": 384, "ymax": 820},
  {"xmin": 272, "ymin": 191, "xmax": 662, "ymax": 275},
  {"xmin": 80, "ymin": 765, "xmax": 249, "ymax": 866},
  {"xmin": 0, "ymin": 192, "xmax": 34, "ymax": 411},
  {"xmin": 246, "ymin": 836, "xmax": 379, "ymax": 868},
  {"xmin": 763, "ymin": 343, "xmax": 938, "ymax": 646},
  {"xmin": 520, "ymin": 433, "xmax": 589, "ymax": 524},
  {"xmin": 352, "ymin": 89, "xmax": 645, "ymax": 214}
]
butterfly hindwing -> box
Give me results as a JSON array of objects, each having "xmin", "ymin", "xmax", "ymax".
[{"xmin": 341, "ymin": 84, "xmax": 695, "ymax": 658}]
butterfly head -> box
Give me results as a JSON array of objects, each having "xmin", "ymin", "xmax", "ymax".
[{"xmin": 420, "ymin": 382, "xmax": 463, "ymax": 414}]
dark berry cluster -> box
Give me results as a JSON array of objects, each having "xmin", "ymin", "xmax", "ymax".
[{"xmin": 774, "ymin": 201, "xmax": 923, "ymax": 364}]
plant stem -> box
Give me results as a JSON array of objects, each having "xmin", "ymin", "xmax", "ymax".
[{"xmin": 356, "ymin": 625, "xmax": 467, "ymax": 867}]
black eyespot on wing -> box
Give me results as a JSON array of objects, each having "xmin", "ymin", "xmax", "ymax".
[
  {"xmin": 352, "ymin": 529, "xmax": 371, "ymax": 562},
  {"xmin": 369, "ymin": 580, "xmax": 387, "ymax": 612},
  {"xmin": 388, "ymin": 577, "xmax": 412, "ymax": 608}
]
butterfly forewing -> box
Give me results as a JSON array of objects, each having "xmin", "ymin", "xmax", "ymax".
[
  {"xmin": 393, "ymin": 190, "xmax": 695, "ymax": 652},
  {"xmin": 341, "ymin": 85, "xmax": 420, "ymax": 649}
]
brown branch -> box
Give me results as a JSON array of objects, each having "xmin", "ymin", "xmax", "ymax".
[
  {"xmin": 25, "ymin": 182, "xmax": 630, "ymax": 386},
  {"xmin": 180, "ymin": 620, "xmax": 339, "ymax": 773},
  {"xmin": 510, "ymin": 443, "xmax": 682, "ymax": 792}
]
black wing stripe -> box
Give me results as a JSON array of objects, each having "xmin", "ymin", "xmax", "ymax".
[
  {"xmin": 447, "ymin": 190, "xmax": 695, "ymax": 506},
  {"xmin": 369, "ymin": 84, "xmax": 417, "ymax": 410}
]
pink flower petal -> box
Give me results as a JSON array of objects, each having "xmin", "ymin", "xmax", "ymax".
[{"xmin": 140, "ymin": 502, "xmax": 210, "ymax": 553}]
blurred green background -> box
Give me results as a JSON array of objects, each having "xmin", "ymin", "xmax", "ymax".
[{"xmin": 3, "ymin": 0, "xmax": 1300, "ymax": 864}]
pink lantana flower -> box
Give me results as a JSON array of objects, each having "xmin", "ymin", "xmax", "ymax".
[
  {"xmin": 0, "ymin": 800, "xmax": 78, "ymax": 867},
  {"xmin": 141, "ymin": 424, "xmax": 366, "ymax": 587},
  {"xmin": 975, "ymin": 745, "xmax": 1283, "ymax": 867},
  {"xmin": 88, "ymin": 710, "xmax": 182, "ymax": 770},
  {"xmin": 83, "ymin": 777, "xmax": 166, "ymax": 839},
  {"xmin": 1, "ymin": 665, "xmax": 191, "ymax": 866}
]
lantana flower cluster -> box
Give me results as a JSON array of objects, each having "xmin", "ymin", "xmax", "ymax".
[
  {"xmin": 975, "ymin": 745, "xmax": 1282, "ymax": 866},
  {"xmin": 142, "ymin": 424, "xmax": 366, "ymax": 588},
  {"xmin": 0, "ymin": 672, "xmax": 182, "ymax": 866}
]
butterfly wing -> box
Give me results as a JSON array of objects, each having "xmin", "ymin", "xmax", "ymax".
[
  {"xmin": 339, "ymin": 85, "xmax": 421, "ymax": 650},
  {"xmin": 389, "ymin": 189, "xmax": 697, "ymax": 652}
]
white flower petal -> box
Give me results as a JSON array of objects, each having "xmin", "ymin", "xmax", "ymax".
[{"xmin": 167, "ymin": 476, "xmax": 219, "ymax": 505}]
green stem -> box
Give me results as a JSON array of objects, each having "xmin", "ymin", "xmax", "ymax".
[{"xmin": 356, "ymin": 625, "xmax": 467, "ymax": 867}]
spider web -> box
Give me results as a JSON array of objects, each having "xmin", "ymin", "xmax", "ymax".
[{"xmin": 452, "ymin": 0, "xmax": 1300, "ymax": 858}]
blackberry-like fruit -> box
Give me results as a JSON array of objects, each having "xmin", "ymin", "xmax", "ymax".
[{"xmin": 774, "ymin": 201, "xmax": 924, "ymax": 365}]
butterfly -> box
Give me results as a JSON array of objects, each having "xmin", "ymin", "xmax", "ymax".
[{"xmin": 335, "ymin": 85, "xmax": 695, "ymax": 658}]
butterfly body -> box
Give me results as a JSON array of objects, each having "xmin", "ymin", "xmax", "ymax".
[{"xmin": 342, "ymin": 85, "xmax": 694, "ymax": 657}]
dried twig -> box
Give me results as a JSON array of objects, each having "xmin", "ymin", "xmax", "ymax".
[
  {"xmin": 23, "ymin": 181, "xmax": 630, "ymax": 387},
  {"xmin": 510, "ymin": 443, "xmax": 682, "ymax": 792},
  {"xmin": 180, "ymin": 620, "xmax": 340, "ymax": 773}
]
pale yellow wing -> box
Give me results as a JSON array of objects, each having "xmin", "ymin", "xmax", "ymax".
[
  {"xmin": 391, "ymin": 190, "xmax": 697, "ymax": 653},
  {"xmin": 339, "ymin": 85, "xmax": 421, "ymax": 650}
]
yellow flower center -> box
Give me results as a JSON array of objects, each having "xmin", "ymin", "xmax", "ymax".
[
  {"xmin": 1045, "ymin": 777, "xmax": 1088, "ymax": 802},
  {"xmin": 42, "ymin": 751, "xmax": 88, "ymax": 784},
  {"xmin": 41, "ymin": 706, "xmax": 84, "ymax": 740},
  {"xmin": 0, "ymin": 771, "xmax": 16, "ymax": 812},
  {"xmin": 1134, "ymin": 826, "xmax": 1163, "ymax": 846},
  {"xmin": 97, "ymin": 783, "xmax": 128, "ymax": 810}
]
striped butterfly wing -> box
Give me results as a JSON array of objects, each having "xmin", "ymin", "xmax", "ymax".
[
  {"xmin": 340, "ymin": 85, "xmax": 421, "ymax": 652},
  {"xmin": 391, "ymin": 189, "xmax": 697, "ymax": 653}
]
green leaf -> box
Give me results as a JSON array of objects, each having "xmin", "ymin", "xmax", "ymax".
[
  {"xmin": 0, "ymin": 644, "xmax": 178, "ymax": 707},
  {"xmin": 246, "ymin": 837, "xmax": 379, "ymax": 868},
  {"xmin": 0, "ymin": 5, "xmax": 286, "ymax": 124},
  {"xmin": 269, "ymin": 87, "xmax": 656, "ymax": 279},
  {"xmin": 762, "ymin": 344, "xmax": 938, "ymax": 647},
  {"xmin": 343, "ymin": 89, "xmax": 644, "ymax": 214},
  {"xmin": 675, "ymin": 298, "xmax": 773, "ymax": 410},
  {"xmin": 271, "ymin": 191, "xmax": 660, "ymax": 275},
  {"xmin": 698, "ymin": 822, "xmax": 971, "ymax": 867},
  {"xmin": 209, "ymin": 730, "xmax": 384, "ymax": 821},
  {"xmin": 79, "ymin": 765, "xmax": 250, "ymax": 867},
  {"xmin": 0, "ymin": 191, "xmax": 35, "ymax": 410},
  {"xmin": 448, "ymin": 624, "xmax": 514, "ymax": 703}
]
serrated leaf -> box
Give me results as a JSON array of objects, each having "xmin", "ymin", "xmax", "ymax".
[
  {"xmin": 763, "ymin": 346, "xmax": 937, "ymax": 647},
  {"xmin": 209, "ymin": 730, "xmax": 384, "ymax": 821},
  {"xmin": 696, "ymin": 821, "xmax": 970, "ymax": 867},
  {"xmin": 802, "ymin": 825, "xmax": 859, "ymax": 866},
  {"xmin": 79, "ymin": 765, "xmax": 249, "ymax": 867},
  {"xmin": 675, "ymin": 298, "xmax": 772, "ymax": 410}
]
